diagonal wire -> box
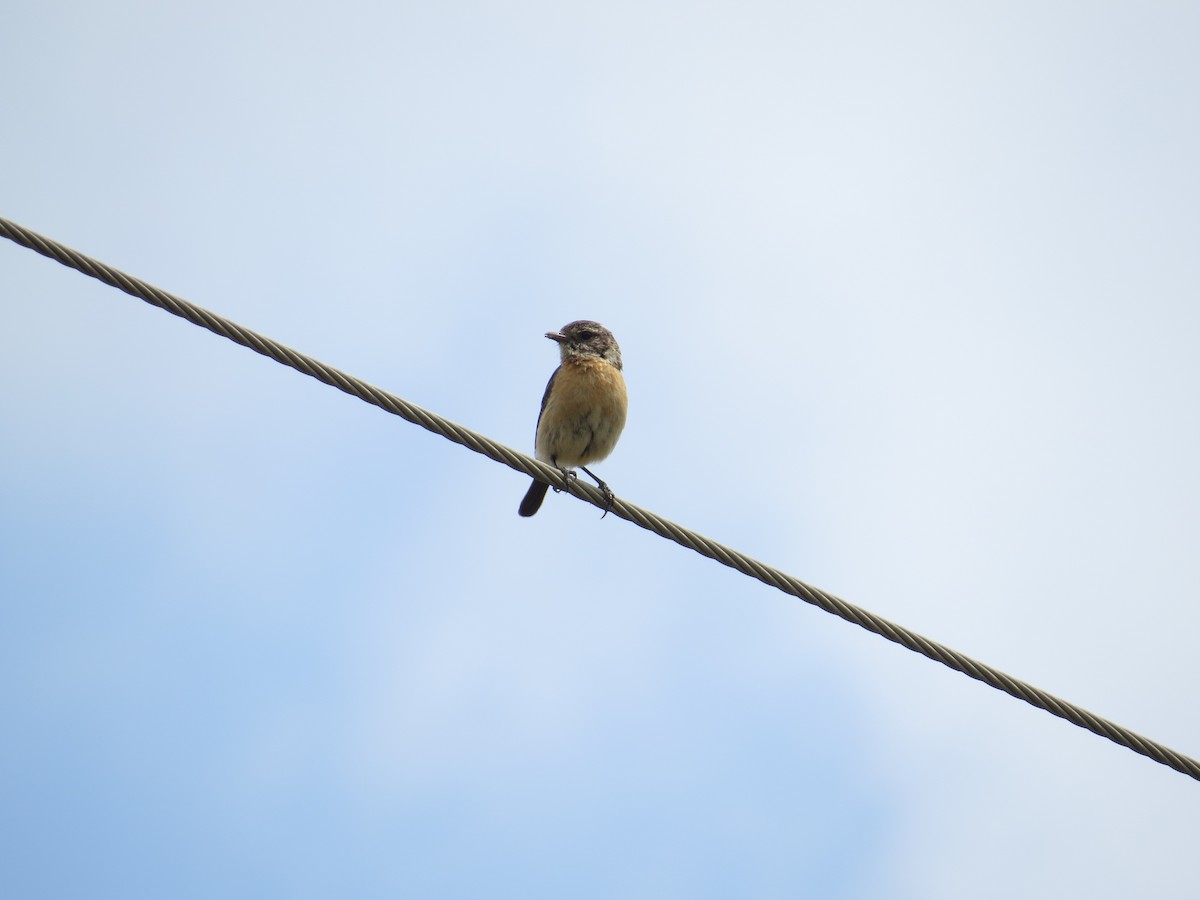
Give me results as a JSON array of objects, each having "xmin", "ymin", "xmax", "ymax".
[{"xmin": 3, "ymin": 214, "xmax": 1198, "ymax": 783}]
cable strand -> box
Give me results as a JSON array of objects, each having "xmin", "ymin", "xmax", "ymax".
[{"xmin": 3, "ymin": 214, "xmax": 1197, "ymax": 782}]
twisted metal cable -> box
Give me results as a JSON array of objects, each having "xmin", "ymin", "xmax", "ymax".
[{"xmin": 3, "ymin": 214, "xmax": 1197, "ymax": 783}]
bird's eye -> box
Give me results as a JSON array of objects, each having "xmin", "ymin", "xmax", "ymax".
[{"xmin": 576, "ymin": 330, "xmax": 595, "ymax": 341}]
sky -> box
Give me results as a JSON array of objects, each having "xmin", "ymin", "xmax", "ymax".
[{"xmin": 2, "ymin": 1, "xmax": 1199, "ymax": 897}]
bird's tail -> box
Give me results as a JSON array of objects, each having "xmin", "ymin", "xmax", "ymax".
[{"xmin": 518, "ymin": 479, "xmax": 550, "ymax": 517}]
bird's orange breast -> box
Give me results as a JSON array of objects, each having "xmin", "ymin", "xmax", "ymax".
[{"xmin": 534, "ymin": 357, "xmax": 628, "ymax": 468}]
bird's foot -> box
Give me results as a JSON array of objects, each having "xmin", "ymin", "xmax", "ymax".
[
  {"xmin": 597, "ymin": 481, "xmax": 615, "ymax": 518},
  {"xmin": 580, "ymin": 466, "xmax": 615, "ymax": 518},
  {"xmin": 551, "ymin": 466, "xmax": 576, "ymax": 494}
]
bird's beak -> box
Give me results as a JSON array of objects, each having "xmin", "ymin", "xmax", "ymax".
[{"xmin": 545, "ymin": 331, "xmax": 568, "ymax": 343}]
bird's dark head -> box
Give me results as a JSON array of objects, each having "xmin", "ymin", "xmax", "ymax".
[{"xmin": 546, "ymin": 320, "xmax": 622, "ymax": 370}]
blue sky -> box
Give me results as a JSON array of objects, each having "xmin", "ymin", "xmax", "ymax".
[{"xmin": 3, "ymin": 2, "xmax": 1199, "ymax": 897}]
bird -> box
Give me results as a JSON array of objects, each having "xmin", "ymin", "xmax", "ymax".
[{"xmin": 518, "ymin": 320, "xmax": 627, "ymax": 517}]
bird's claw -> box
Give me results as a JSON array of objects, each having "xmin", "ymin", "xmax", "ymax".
[
  {"xmin": 598, "ymin": 482, "xmax": 615, "ymax": 519},
  {"xmin": 551, "ymin": 467, "xmax": 576, "ymax": 494}
]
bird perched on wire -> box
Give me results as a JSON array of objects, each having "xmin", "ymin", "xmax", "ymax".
[{"xmin": 518, "ymin": 320, "xmax": 627, "ymax": 517}]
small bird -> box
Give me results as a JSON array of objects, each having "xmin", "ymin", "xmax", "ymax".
[{"xmin": 518, "ymin": 320, "xmax": 628, "ymax": 517}]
